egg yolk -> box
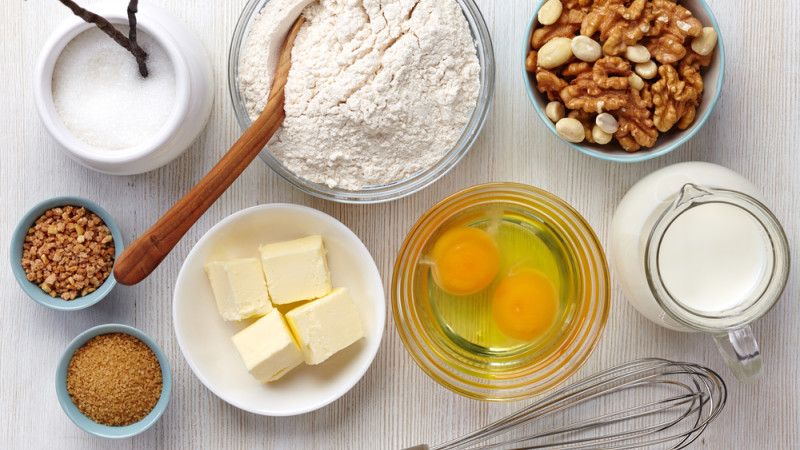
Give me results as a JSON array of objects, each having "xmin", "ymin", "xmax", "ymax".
[
  {"xmin": 431, "ymin": 227, "xmax": 500, "ymax": 295},
  {"xmin": 492, "ymin": 269, "xmax": 558, "ymax": 341}
]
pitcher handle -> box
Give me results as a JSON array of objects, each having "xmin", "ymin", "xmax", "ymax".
[{"xmin": 713, "ymin": 326, "xmax": 763, "ymax": 382}]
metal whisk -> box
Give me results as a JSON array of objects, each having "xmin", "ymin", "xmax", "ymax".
[{"xmin": 406, "ymin": 359, "xmax": 727, "ymax": 450}]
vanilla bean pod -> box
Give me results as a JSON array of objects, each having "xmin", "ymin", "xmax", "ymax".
[
  {"xmin": 126, "ymin": 0, "xmax": 149, "ymax": 77},
  {"xmin": 56, "ymin": 0, "xmax": 148, "ymax": 77}
]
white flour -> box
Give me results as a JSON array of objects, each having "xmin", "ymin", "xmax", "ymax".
[
  {"xmin": 239, "ymin": 0, "xmax": 314, "ymax": 118},
  {"xmin": 240, "ymin": 0, "xmax": 480, "ymax": 190}
]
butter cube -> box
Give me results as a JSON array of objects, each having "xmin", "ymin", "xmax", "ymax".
[
  {"xmin": 259, "ymin": 235, "xmax": 332, "ymax": 305},
  {"xmin": 285, "ymin": 287, "xmax": 364, "ymax": 365},
  {"xmin": 205, "ymin": 258, "xmax": 273, "ymax": 321},
  {"xmin": 231, "ymin": 310, "xmax": 304, "ymax": 382}
]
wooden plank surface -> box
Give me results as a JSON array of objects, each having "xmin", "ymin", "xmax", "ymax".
[{"xmin": 1, "ymin": 0, "xmax": 798, "ymax": 448}]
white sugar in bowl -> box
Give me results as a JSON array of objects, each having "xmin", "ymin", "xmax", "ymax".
[{"xmin": 34, "ymin": 1, "xmax": 213, "ymax": 175}]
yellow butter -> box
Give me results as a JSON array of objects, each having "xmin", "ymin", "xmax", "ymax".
[
  {"xmin": 285, "ymin": 287, "xmax": 364, "ymax": 365},
  {"xmin": 259, "ymin": 235, "xmax": 332, "ymax": 305},
  {"xmin": 205, "ymin": 258, "xmax": 272, "ymax": 321},
  {"xmin": 231, "ymin": 310, "xmax": 304, "ymax": 382}
]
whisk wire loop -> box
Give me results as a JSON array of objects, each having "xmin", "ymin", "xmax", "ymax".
[{"xmin": 422, "ymin": 359, "xmax": 726, "ymax": 450}]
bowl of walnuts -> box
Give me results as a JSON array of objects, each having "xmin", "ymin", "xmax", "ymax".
[{"xmin": 523, "ymin": 0, "xmax": 724, "ymax": 161}]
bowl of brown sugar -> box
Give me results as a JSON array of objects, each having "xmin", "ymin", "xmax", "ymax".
[
  {"xmin": 10, "ymin": 196, "xmax": 123, "ymax": 311},
  {"xmin": 55, "ymin": 324, "xmax": 171, "ymax": 438}
]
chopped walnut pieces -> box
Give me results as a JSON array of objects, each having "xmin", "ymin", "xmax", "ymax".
[
  {"xmin": 20, "ymin": 206, "xmax": 115, "ymax": 300},
  {"xmin": 528, "ymin": 0, "xmax": 716, "ymax": 152},
  {"xmin": 651, "ymin": 64, "xmax": 703, "ymax": 132}
]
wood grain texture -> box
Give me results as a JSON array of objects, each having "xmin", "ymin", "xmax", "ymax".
[{"xmin": 1, "ymin": 0, "xmax": 798, "ymax": 449}]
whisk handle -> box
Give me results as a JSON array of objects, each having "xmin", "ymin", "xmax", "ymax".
[{"xmin": 402, "ymin": 446, "xmax": 428, "ymax": 450}]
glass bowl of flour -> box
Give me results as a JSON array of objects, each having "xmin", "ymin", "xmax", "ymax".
[{"xmin": 228, "ymin": 0, "xmax": 494, "ymax": 203}]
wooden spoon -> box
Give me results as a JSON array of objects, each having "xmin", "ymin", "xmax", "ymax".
[{"xmin": 113, "ymin": 17, "xmax": 305, "ymax": 286}]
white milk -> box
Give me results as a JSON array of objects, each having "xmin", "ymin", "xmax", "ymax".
[
  {"xmin": 612, "ymin": 163, "xmax": 790, "ymax": 382},
  {"xmin": 656, "ymin": 203, "xmax": 768, "ymax": 312},
  {"xmin": 52, "ymin": 26, "xmax": 176, "ymax": 150},
  {"xmin": 609, "ymin": 162, "xmax": 766, "ymax": 330}
]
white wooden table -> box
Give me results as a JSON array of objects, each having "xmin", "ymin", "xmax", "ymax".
[{"xmin": 2, "ymin": 1, "xmax": 798, "ymax": 448}]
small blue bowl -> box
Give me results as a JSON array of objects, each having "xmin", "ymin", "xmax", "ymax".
[
  {"xmin": 523, "ymin": 0, "xmax": 725, "ymax": 162},
  {"xmin": 56, "ymin": 324, "xmax": 172, "ymax": 438},
  {"xmin": 10, "ymin": 196, "xmax": 123, "ymax": 310}
]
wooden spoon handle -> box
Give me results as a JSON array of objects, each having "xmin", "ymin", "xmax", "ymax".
[{"xmin": 113, "ymin": 18, "xmax": 304, "ymax": 286}]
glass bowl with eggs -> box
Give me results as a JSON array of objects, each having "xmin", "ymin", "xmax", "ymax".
[
  {"xmin": 391, "ymin": 183, "xmax": 609, "ymax": 400},
  {"xmin": 228, "ymin": 0, "xmax": 494, "ymax": 203}
]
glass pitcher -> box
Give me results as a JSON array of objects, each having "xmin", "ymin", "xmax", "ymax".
[{"xmin": 611, "ymin": 162, "xmax": 790, "ymax": 382}]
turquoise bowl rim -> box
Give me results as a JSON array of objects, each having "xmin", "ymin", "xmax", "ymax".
[
  {"xmin": 55, "ymin": 324, "xmax": 172, "ymax": 439},
  {"xmin": 9, "ymin": 196, "xmax": 124, "ymax": 311},
  {"xmin": 522, "ymin": 0, "xmax": 726, "ymax": 162}
]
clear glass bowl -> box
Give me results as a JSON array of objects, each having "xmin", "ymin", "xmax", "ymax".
[
  {"xmin": 228, "ymin": 0, "xmax": 495, "ymax": 203},
  {"xmin": 391, "ymin": 183, "xmax": 609, "ymax": 401}
]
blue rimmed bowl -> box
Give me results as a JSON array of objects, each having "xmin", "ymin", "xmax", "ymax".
[
  {"xmin": 10, "ymin": 196, "xmax": 124, "ymax": 311},
  {"xmin": 55, "ymin": 324, "xmax": 172, "ymax": 438},
  {"xmin": 523, "ymin": 0, "xmax": 725, "ymax": 162}
]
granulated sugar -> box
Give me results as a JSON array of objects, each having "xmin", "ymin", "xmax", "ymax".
[
  {"xmin": 52, "ymin": 26, "xmax": 176, "ymax": 150},
  {"xmin": 241, "ymin": 0, "xmax": 480, "ymax": 190}
]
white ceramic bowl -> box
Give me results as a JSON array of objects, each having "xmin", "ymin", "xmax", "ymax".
[
  {"xmin": 34, "ymin": 1, "xmax": 213, "ymax": 175},
  {"xmin": 173, "ymin": 204, "xmax": 385, "ymax": 416}
]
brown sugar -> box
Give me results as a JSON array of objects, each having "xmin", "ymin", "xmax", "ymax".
[
  {"xmin": 21, "ymin": 205, "xmax": 115, "ymax": 300},
  {"xmin": 66, "ymin": 333, "xmax": 162, "ymax": 426}
]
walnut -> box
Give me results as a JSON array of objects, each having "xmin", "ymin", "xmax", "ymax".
[
  {"xmin": 615, "ymin": 88, "xmax": 658, "ymax": 151},
  {"xmin": 562, "ymin": 0, "xmax": 593, "ymax": 9},
  {"xmin": 562, "ymin": 61, "xmax": 592, "ymax": 78},
  {"xmin": 651, "ymin": 64, "xmax": 703, "ymax": 132},
  {"xmin": 529, "ymin": 0, "xmax": 716, "ymax": 152},
  {"xmin": 560, "ymin": 56, "xmax": 630, "ymax": 113},
  {"xmin": 561, "ymin": 72, "xmax": 628, "ymax": 114},
  {"xmin": 532, "ymin": 8, "xmax": 585, "ymax": 49},
  {"xmin": 681, "ymin": 48, "xmax": 713, "ymax": 70},
  {"xmin": 639, "ymin": 81, "xmax": 654, "ymax": 108},
  {"xmin": 581, "ymin": 0, "xmax": 653, "ymax": 56},
  {"xmin": 593, "ymin": 56, "xmax": 631, "ymax": 89},
  {"xmin": 526, "ymin": 50, "xmax": 537, "ymax": 72},
  {"xmin": 537, "ymin": 69, "xmax": 569, "ymax": 102},
  {"xmin": 643, "ymin": 0, "xmax": 703, "ymax": 64},
  {"xmin": 610, "ymin": 0, "xmax": 648, "ymax": 21}
]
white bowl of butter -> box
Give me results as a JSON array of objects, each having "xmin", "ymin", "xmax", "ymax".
[{"xmin": 173, "ymin": 204, "xmax": 385, "ymax": 416}]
